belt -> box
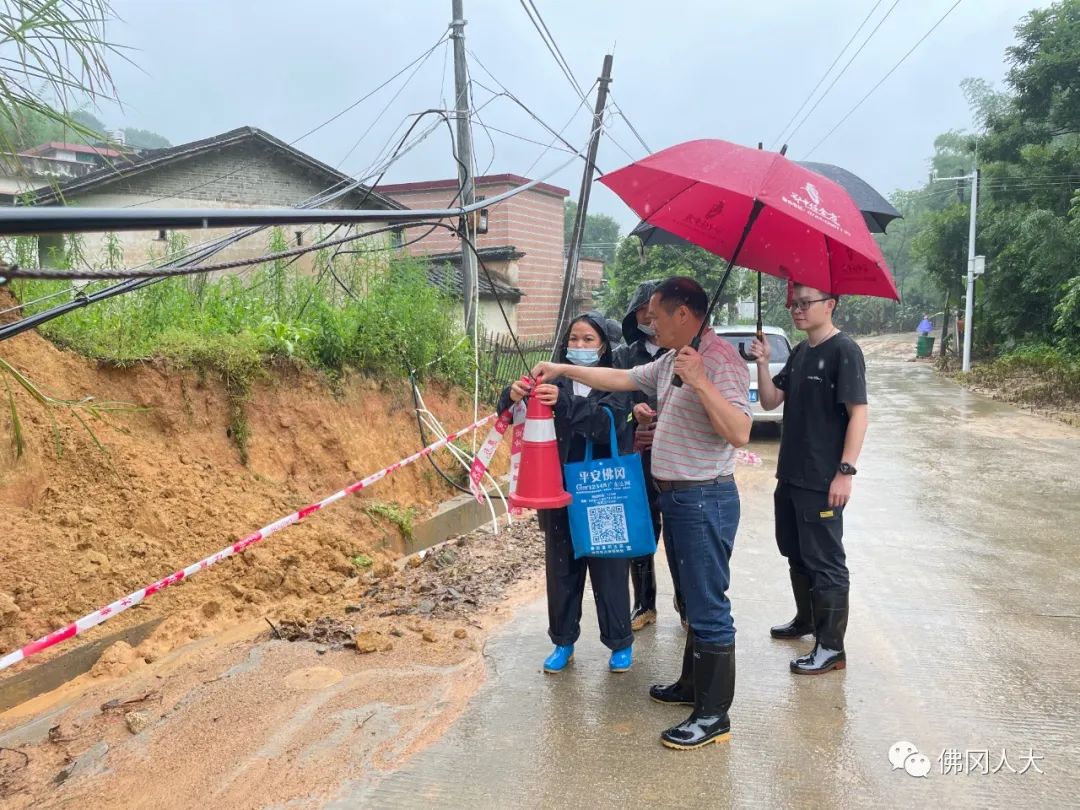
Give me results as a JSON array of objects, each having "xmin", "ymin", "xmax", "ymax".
[{"xmin": 654, "ymin": 475, "xmax": 734, "ymax": 492}]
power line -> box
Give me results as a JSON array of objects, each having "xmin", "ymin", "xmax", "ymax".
[
  {"xmin": 0, "ymin": 223, "xmax": 427, "ymax": 281},
  {"xmin": 769, "ymin": 0, "xmax": 886, "ymax": 150},
  {"xmin": 804, "ymin": 0, "xmax": 968, "ymax": 158},
  {"xmin": 294, "ymin": 33, "xmax": 448, "ymax": 145},
  {"xmin": 465, "ymin": 50, "xmax": 598, "ymax": 164},
  {"xmin": 122, "ymin": 33, "xmax": 450, "ymax": 211},
  {"xmin": 600, "ymin": 109, "xmax": 637, "ymax": 163},
  {"xmin": 336, "ymin": 35, "xmax": 445, "ymax": 171},
  {"xmin": 783, "ymin": 0, "xmax": 901, "ymax": 149},
  {"xmin": 526, "ymin": 0, "xmax": 585, "ymax": 97},
  {"xmin": 0, "ymin": 103, "xmax": 461, "ymax": 340},
  {"xmin": 517, "ymin": 0, "xmax": 586, "ymax": 101},
  {"xmin": 524, "ymin": 83, "xmax": 598, "ymax": 177},
  {"xmin": 607, "ymin": 93, "xmax": 652, "ymax": 154}
]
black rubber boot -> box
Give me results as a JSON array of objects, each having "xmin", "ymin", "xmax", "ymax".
[
  {"xmin": 791, "ymin": 588, "xmax": 848, "ymax": 675},
  {"xmin": 630, "ymin": 555, "xmax": 658, "ymax": 630},
  {"xmin": 649, "ymin": 630, "xmax": 694, "ymax": 705},
  {"xmin": 660, "ymin": 642, "xmax": 735, "ymax": 750},
  {"xmin": 770, "ymin": 569, "xmax": 814, "ymax": 639}
]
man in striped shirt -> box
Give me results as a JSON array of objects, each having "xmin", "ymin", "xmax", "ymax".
[{"xmin": 532, "ymin": 276, "xmax": 751, "ymax": 750}]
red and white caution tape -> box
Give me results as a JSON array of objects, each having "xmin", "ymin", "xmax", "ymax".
[
  {"xmin": 469, "ymin": 409, "xmax": 513, "ymax": 500},
  {"xmin": 0, "ymin": 412, "xmax": 497, "ymax": 672},
  {"xmin": 507, "ymin": 402, "xmax": 526, "ymax": 515}
]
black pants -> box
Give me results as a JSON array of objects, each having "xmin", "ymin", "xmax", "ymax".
[
  {"xmin": 774, "ymin": 481, "xmax": 849, "ymax": 591},
  {"xmin": 630, "ymin": 456, "xmax": 663, "ymax": 613},
  {"xmin": 542, "ymin": 508, "xmax": 633, "ymax": 651}
]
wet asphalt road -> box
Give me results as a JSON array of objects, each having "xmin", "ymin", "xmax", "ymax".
[{"xmin": 334, "ymin": 345, "xmax": 1080, "ymax": 809}]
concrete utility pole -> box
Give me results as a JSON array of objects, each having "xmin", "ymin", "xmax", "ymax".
[
  {"xmin": 553, "ymin": 54, "xmax": 614, "ymax": 354},
  {"xmin": 962, "ymin": 168, "xmax": 978, "ymax": 373},
  {"xmin": 932, "ymin": 168, "xmax": 979, "ymax": 372},
  {"xmin": 451, "ymin": 0, "xmax": 478, "ymax": 335}
]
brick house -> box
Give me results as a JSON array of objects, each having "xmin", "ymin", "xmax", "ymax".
[
  {"xmin": 380, "ymin": 175, "xmax": 603, "ymax": 339},
  {"xmin": 0, "ymin": 142, "xmax": 128, "ymax": 197},
  {"xmin": 2, "ymin": 131, "xmax": 600, "ymax": 338},
  {"xmin": 8, "ymin": 126, "xmax": 404, "ymax": 273}
]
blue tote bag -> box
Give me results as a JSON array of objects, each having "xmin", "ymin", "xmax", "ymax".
[{"xmin": 564, "ymin": 406, "xmax": 657, "ymax": 559}]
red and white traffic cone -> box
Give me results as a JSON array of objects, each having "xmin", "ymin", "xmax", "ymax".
[{"xmin": 509, "ymin": 393, "xmax": 572, "ymax": 510}]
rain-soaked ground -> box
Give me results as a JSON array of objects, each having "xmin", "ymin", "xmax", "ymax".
[{"xmin": 332, "ymin": 341, "xmax": 1080, "ymax": 808}]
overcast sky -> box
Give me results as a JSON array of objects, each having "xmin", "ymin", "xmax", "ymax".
[{"xmin": 97, "ymin": 0, "xmax": 1043, "ymax": 231}]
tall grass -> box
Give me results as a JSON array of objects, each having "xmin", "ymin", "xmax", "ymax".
[
  {"xmin": 7, "ymin": 228, "xmax": 473, "ymax": 383},
  {"xmin": 3, "ymin": 229, "xmax": 476, "ymax": 460}
]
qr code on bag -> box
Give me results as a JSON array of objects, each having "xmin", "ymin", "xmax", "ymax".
[{"xmin": 586, "ymin": 503, "xmax": 628, "ymax": 546}]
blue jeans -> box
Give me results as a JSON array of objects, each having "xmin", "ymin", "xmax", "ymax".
[{"xmin": 659, "ymin": 480, "xmax": 740, "ymax": 644}]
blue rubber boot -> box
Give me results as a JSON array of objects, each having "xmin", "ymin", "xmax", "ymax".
[
  {"xmin": 543, "ymin": 644, "xmax": 574, "ymax": 673},
  {"xmin": 609, "ymin": 645, "xmax": 633, "ymax": 673}
]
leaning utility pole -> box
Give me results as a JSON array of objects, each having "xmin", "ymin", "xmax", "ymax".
[
  {"xmin": 451, "ymin": 0, "xmax": 478, "ymax": 335},
  {"xmin": 553, "ymin": 54, "xmax": 614, "ymax": 354}
]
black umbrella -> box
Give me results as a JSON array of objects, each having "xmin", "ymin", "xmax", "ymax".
[{"xmin": 629, "ymin": 159, "xmax": 900, "ymax": 358}]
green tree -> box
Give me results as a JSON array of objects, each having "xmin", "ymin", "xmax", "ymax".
[
  {"xmin": 979, "ymin": 0, "xmax": 1080, "ymax": 163},
  {"xmin": 122, "ymin": 127, "xmax": 171, "ymax": 149},
  {"xmin": 598, "ymin": 236, "xmax": 752, "ymax": 323},
  {"xmin": 0, "ymin": 1, "xmax": 123, "ymax": 155},
  {"xmin": 890, "ymin": 1, "xmax": 1080, "ymax": 358},
  {"xmin": 70, "ymin": 109, "xmax": 106, "ymax": 135},
  {"xmin": 564, "ymin": 200, "xmax": 621, "ymax": 263}
]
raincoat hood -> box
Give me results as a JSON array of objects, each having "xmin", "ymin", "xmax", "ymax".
[
  {"xmin": 557, "ymin": 310, "xmax": 614, "ymax": 367},
  {"xmin": 621, "ymin": 279, "xmax": 660, "ymax": 345}
]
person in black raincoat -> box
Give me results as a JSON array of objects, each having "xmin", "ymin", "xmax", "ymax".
[
  {"xmin": 612, "ymin": 280, "xmax": 683, "ymax": 632},
  {"xmin": 499, "ymin": 311, "xmax": 634, "ymax": 674}
]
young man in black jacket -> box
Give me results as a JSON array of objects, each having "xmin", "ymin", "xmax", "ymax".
[
  {"xmin": 612, "ymin": 280, "xmax": 682, "ymax": 632},
  {"xmin": 750, "ymin": 284, "xmax": 868, "ymax": 675}
]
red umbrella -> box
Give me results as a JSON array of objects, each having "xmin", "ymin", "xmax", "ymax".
[{"xmin": 600, "ymin": 139, "xmax": 899, "ymax": 301}]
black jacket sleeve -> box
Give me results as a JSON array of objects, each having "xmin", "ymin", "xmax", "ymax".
[
  {"xmin": 553, "ymin": 379, "xmax": 633, "ymax": 455},
  {"xmin": 496, "ymin": 385, "xmax": 515, "ymax": 414}
]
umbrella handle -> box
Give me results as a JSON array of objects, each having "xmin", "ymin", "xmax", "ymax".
[
  {"xmin": 671, "ymin": 200, "xmax": 765, "ymax": 389},
  {"xmin": 671, "ymin": 334, "xmax": 701, "ymax": 388}
]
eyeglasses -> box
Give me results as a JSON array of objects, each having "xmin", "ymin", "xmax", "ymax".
[{"xmin": 787, "ymin": 297, "xmax": 832, "ymax": 312}]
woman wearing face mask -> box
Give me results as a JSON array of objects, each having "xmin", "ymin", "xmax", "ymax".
[{"xmin": 499, "ymin": 311, "xmax": 634, "ymax": 673}]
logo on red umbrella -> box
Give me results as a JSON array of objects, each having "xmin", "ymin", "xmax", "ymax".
[{"xmin": 782, "ymin": 183, "xmax": 848, "ymax": 237}]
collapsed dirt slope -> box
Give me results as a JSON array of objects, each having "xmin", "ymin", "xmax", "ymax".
[{"xmin": 0, "ymin": 313, "xmax": 503, "ymax": 672}]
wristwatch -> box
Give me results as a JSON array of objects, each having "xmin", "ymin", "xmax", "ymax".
[{"xmin": 838, "ymin": 462, "xmax": 857, "ymax": 476}]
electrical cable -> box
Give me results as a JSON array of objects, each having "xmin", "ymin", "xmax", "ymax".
[
  {"xmin": 607, "ymin": 93, "xmax": 653, "ymax": 154},
  {"xmin": 783, "ymin": 0, "xmax": 902, "ymax": 150},
  {"xmin": 465, "ymin": 57, "xmax": 590, "ymax": 159},
  {"xmin": 410, "ymin": 372, "xmax": 472, "ymax": 495},
  {"xmin": 0, "ymin": 223, "xmax": 432, "ymax": 280},
  {"xmin": 118, "ymin": 33, "xmax": 450, "ymax": 210},
  {"xmin": 518, "ymin": 0, "xmax": 586, "ymax": 101},
  {"xmin": 335, "ymin": 34, "xmax": 446, "ymax": 171},
  {"xmin": 804, "ymin": 0, "xmax": 967, "ymax": 158},
  {"xmin": 524, "ymin": 84, "xmax": 597, "ymax": 177},
  {"xmin": 769, "ymin": 0, "xmax": 886, "ymax": 150}
]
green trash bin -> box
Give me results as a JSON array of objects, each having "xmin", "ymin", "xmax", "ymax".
[{"xmin": 916, "ymin": 335, "xmax": 935, "ymax": 358}]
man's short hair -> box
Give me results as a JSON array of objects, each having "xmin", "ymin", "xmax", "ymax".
[
  {"xmin": 793, "ymin": 282, "xmax": 840, "ymax": 304},
  {"xmin": 654, "ymin": 276, "xmax": 708, "ymax": 318}
]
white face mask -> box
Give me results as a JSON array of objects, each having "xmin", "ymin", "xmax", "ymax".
[
  {"xmin": 637, "ymin": 323, "xmax": 656, "ymax": 337},
  {"xmin": 566, "ymin": 348, "xmax": 601, "ymax": 366}
]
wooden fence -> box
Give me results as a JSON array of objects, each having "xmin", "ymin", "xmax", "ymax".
[{"xmin": 477, "ymin": 328, "xmax": 556, "ymax": 402}]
